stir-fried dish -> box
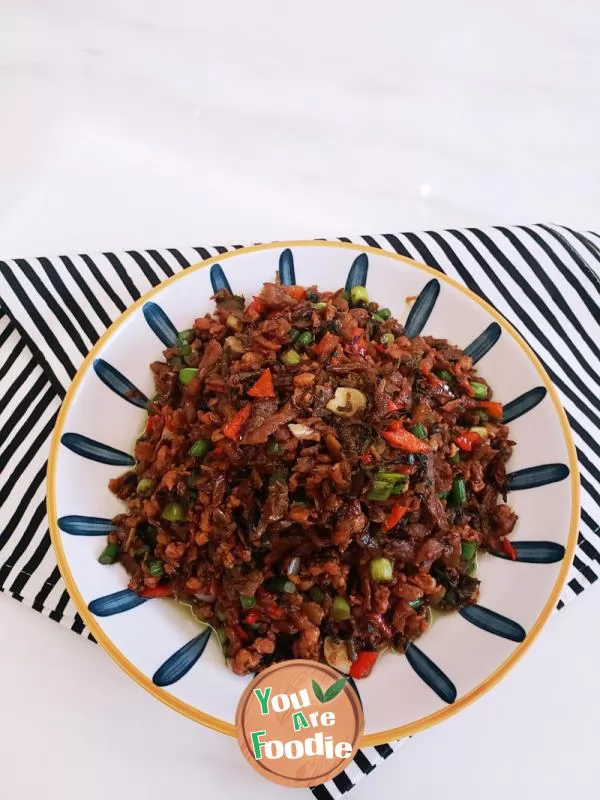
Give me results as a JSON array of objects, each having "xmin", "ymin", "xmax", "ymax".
[{"xmin": 104, "ymin": 281, "xmax": 517, "ymax": 679}]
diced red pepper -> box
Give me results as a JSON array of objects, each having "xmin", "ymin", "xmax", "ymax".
[
  {"xmin": 313, "ymin": 331, "xmax": 340, "ymax": 358},
  {"xmin": 284, "ymin": 285, "xmax": 306, "ymax": 300},
  {"xmin": 382, "ymin": 503, "xmax": 409, "ymax": 532},
  {"xmin": 247, "ymin": 368, "xmax": 275, "ymax": 398},
  {"xmin": 223, "ymin": 404, "xmax": 252, "ymax": 439},
  {"xmin": 145, "ymin": 413, "xmax": 163, "ymax": 436},
  {"xmin": 349, "ymin": 650, "xmax": 378, "ymax": 679},
  {"xmin": 244, "ymin": 609, "xmax": 262, "ymax": 626},
  {"xmin": 502, "ymin": 538, "xmax": 518, "ymax": 561},
  {"xmin": 138, "ymin": 584, "xmax": 173, "ymax": 598},
  {"xmin": 262, "ymin": 602, "xmax": 284, "ymax": 620},
  {"xmin": 358, "ymin": 453, "xmax": 374, "ymax": 465},
  {"xmin": 455, "ymin": 430, "xmax": 484, "ymax": 452},
  {"xmin": 246, "ymin": 297, "xmax": 266, "ymax": 321},
  {"xmin": 459, "ymin": 377, "xmax": 475, "ymax": 397},
  {"xmin": 231, "ymin": 623, "xmax": 250, "ymax": 643},
  {"xmin": 479, "ymin": 400, "xmax": 503, "ymax": 419},
  {"xmin": 384, "ymin": 397, "xmax": 400, "ymax": 413},
  {"xmin": 346, "ymin": 327, "xmax": 368, "ymax": 357},
  {"xmin": 382, "ymin": 426, "xmax": 431, "ymax": 453}
]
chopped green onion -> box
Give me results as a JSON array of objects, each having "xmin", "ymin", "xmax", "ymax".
[
  {"xmin": 267, "ymin": 439, "xmax": 281, "ymax": 455},
  {"xmin": 188, "ymin": 439, "xmax": 211, "ymax": 459},
  {"xmin": 376, "ymin": 472, "xmax": 408, "ymax": 484},
  {"xmin": 410, "ymin": 423, "xmax": 428, "ymax": 439},
  {"xmin": 350, "ymin": 285, "xmax": 369, "ymax": 306},
  {"xmin": 469, "ymin": 381, "xmax": 488, "ymax": 399},
  {"xmin": 98, "ymin": 543, "xmax": 119, "ymax": 565},
  {"xmin": 461, "ymin": 541, "xmax": 477, "ymax": 562},
  {"xmin": 369, "ymin": 557, "xmax": 393, "ymax": 582},
  {"xmin": 289, "ymin": 328, "xmax": 301, "ymax": 342},
  {"xmin": 314, "ymin": 302, "xmax": 327, "ymax": 311},
  {"xmin": 161, "ymin": 502, "xmax": 185, "ymax": 522},
  {"xmin": 267, "ymin": 576, "xmax": 296, "ymax": 594},
  {"xmin": 309, "ymin": 586, "xmax": 325, "ymax": 604},
  {"xmin": 469, "ymin": 426, "xmax": 488, "ymax": 440},
  {"xmin": 380, "ymin": 332, "xmax": 395, "ymax": 346},
  {"xmin": 408, "ymin": 598, "xmax": 425, "ymax": 609},
  {"xmin": 178, "ymin": 329, "xmax": 193, "ymax": 343},
  {"xmin": 281, "ymin": 349, "xmax": 301, "ymax": 366},
  {"xmin": 179, "ymin": 367, "xmax": 198, "ymax": 384},
  {"xmin": 240, "ymin": 595, "xmax": 256, "ymax": 610},
  {"xmin": 390, "ymin": 482, "xmax": 408, "ymax": 495},
  {"xmin": 450, "ymin": 476, "xmax": 467, "ymax": 507},
  {"xmin": 136, "ymin": 477, "xmax": 154, "ymax": 496},
  {"xmin": 367, "ymin": 480, "xmax": 393, "ymax": 501},
  {"xmin": 448, "ymin": 451, "xmax": 460, "ymax": 465},
  {"xmin": 148, "ymin": 560, "xmax": 164, "ymax": 578},
  {"xmin": 296, "ymin": 331, "xmax": 314, "ymax": 346},
  {"xmin": 435, "ymin": 369, "xmax": 454, "ymax": 382},
  {"xmin": 372, "ymin": 308, "xmax": 391, "ymax": 322},
  {"xmin": 331, "ymin": 595, "xmax": 351, "ymax": 621},
  {"xmin": 437, "ymin": 490, "xmax": 450, "ymax": 499}
]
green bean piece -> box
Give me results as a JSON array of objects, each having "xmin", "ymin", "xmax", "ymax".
[
  {"xmin": 240, "ymin": 595, "xmax": 256, "ymax": 610},
  {"xmin": 469, "ymin": 381, "xmax": 489, "ymax": 399},
  {"xmin": 314, "ymin": 302, "xmax": 327, "ymax": 311},
  {"xmin": 437, "ymin": 490, "xmax": 450, "ymax": 499},
  {"xmin": 178, "ymin": 329, "xmax": 193, "ymax": 343},
  {"xmin": 309, "ymin": 586, "xmax": 325, "ymax": 604},
  {"xmin": 367, "ymin": 480, "xmax": 393, "ymax": 501},
  {"xmin": 448, "ymin": 451, "xmax": 460, "ymax": 465},
  {"xmin": 370, "ymin": 557, "xmax": 393, "ymax": 582},
  {"xmin": 435, "ymin": 369, "xmax": 454, "ymax": 382},
  {"xmin": 296, "ymin": 331, "xmax": 314, "ymax": 346},
  {"xmin": 136, "ymin": 477, "xmax": 154, "ymax": 496},
  {"xmin": 350, "ymin": 285, "xmax": 369, "ymax": 306},
  {"xmin": 289, "ymin": 328, "xmax": 301, "ymax": 342},
  {"xmin": 98, "ymin": 543, "xmax": 119, "ymax": 565},
  {"xmin": 331, "ymin": 595, "xmax": 351, "ymax": 621},
  {"xmin": 380, "ymin": 332, "xmax": 395, "ymax": 346},
  {"xmin": 179, "ymin": 367, "xmax": 198, "ymax": 384},
  {"xmin": 390, "ymin": 482, "xmax": 408, "ymax": 496},
  {"xmin": 267, "ymin": 576, "xmax": 296, "ymax": 594},
  {"xmin": 281, "ymin": 349, "xmax": 301, "ymax": 366},
  {"xmin": 372, "ymin": 308, "xmax": 391, "ymax": 322},
  {"xmin": 161, "ymin": 502, "xmax": 185, "ymax": 522},
  {"xmin": 461, "ymin": 541, "xmax": 477, "ymax": 562},
  {"xmin": 148, "ymin": 560, "xmax": 164, "ymax": 578},
  {"xmin": 450, "ymin": 476, "xmax": 467, "ymax": 506},
  {"xmin": 267, "ymin": 439, "xmax": 281, "ymax": 454},
  {"xmin": 188, "ymin": 439, "xmax": 211, "ymax": 459},
  {"xmin": 410, "ymin": 423, "xmax": 428, "ymax": 439}
]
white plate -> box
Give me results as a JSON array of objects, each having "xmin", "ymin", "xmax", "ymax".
[{"xmin": 48, "ymin": 241, "xmax": 579, "ymax": 745}]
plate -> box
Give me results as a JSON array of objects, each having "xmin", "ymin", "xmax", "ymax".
[{"xmin": 47, "ymin": 241, "xmax": 579, "ymax": 745}]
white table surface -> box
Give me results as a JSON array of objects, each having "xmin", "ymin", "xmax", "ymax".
[{"xmin": 0, "ymin": 1, "xmax": 598, "ymax": 798}]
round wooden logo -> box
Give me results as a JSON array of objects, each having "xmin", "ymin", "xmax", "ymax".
[{"xmin": 235, "ymin": 660, "xmax": 364, "ymax": 787}]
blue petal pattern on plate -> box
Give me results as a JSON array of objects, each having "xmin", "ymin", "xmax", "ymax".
[
  {"xmin": 502, "ymin": 387, "xmax": 547, "ymax": 423},
  {"xmin": 93, "ymin": 359, "xmax": 148, "ymax": 409},
  {"xmin": 464, "ymin": 322, "xmax": 501, "ymax": 363},
  {"xmin": 61, "ymin": 433, "xmax": 135, "ymax": 466},
  {"xmin": 58, "ymin": 515, "xmax": 116, "ymax": 536},
  {"xmin": 210, "ymin": 264, "xmax": 232, "ymax": 294},
  {"xmin": 405, "ymin": 643, "xmax": 457, "ymax": 704},
  {"xmin": 344, "ymin": 253, "xmax": 369, "ymax": 292},
  {"xmin": 459, "ymin": 604, "xmax": 526, "ymax": 643},
  {"xmin": 279, "ymin": 248, "xmax": 296, "ymax": 285},
  {"xmin": 143, "ymin": 301, "xmax": 179, "ymax": 347},
  {"xmin": 404, "ymin": 279, "xmax": 440, "ymax": 338},
  {"xmin": 88, "ymin": 589, "xmax": 148, "ymax": 617},
  {"xmin": 152, "ymin": 627, "xmax": 212, "ymax": 687},
  {"xmin": 491, "ymin": 540, "xmax": 565, "ymax": 563},
  {"xmin": 507, "ymin": 463, "xmax": 569, "ymax": 490}
]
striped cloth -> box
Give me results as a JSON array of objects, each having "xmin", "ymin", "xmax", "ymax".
[{"xmin": 0, "ymin": 224, "xmax": 599, "ymax": 799}]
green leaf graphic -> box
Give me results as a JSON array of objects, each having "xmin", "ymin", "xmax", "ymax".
[
  {"xmin": 312, "ymin": 679, "xmax": 325, "ymax": 703},
  {"xmin": 323, "ymin": 676, "xmax": 348, "ymax": 703}
]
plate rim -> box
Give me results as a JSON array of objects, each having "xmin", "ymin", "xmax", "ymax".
[{"xmin": 47, "ymin": 239, "xmax": 580, "ymax": 746}]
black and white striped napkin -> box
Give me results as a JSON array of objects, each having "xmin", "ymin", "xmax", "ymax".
[{"xmin": 1, "ymin": 224, "xmax": 599, "ymax": 799}]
